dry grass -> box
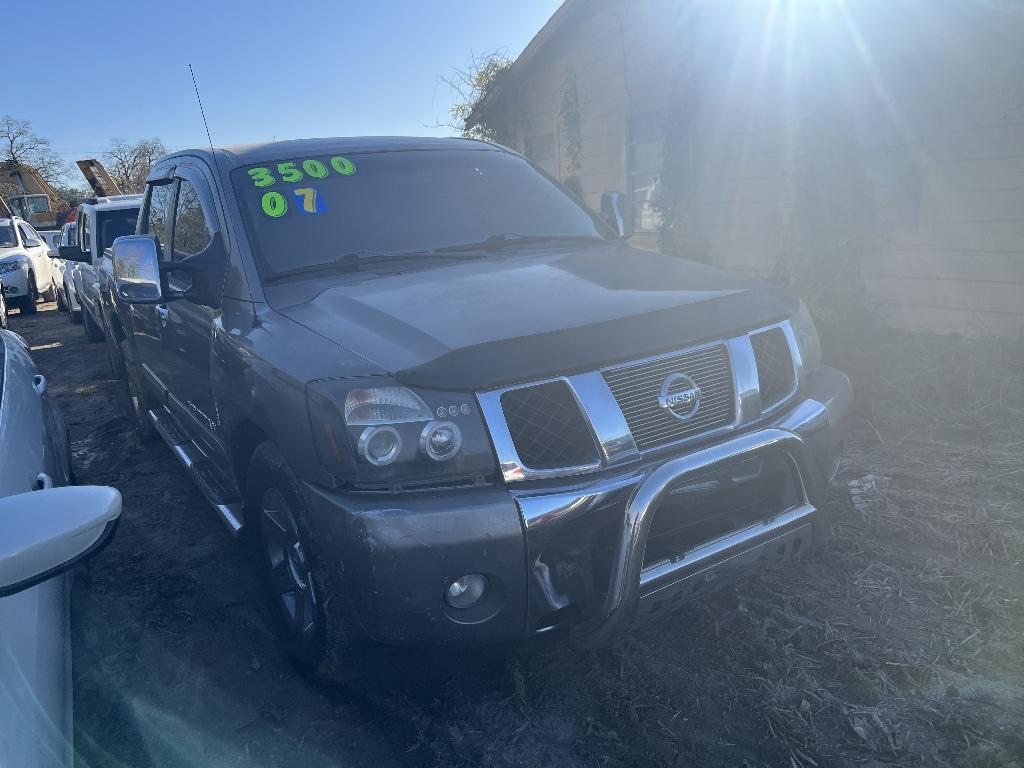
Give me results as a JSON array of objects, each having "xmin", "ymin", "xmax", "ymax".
[{"xmin": 741, "ymin": 324, "xmax": 1024, "ymax": 766}]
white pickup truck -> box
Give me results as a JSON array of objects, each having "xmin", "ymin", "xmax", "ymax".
[{"xmin": 60, "ymin": 196, "xmax": 142, "ymax": 344}]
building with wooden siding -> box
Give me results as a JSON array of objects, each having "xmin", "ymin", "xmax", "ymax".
[{"xmin": 470, "ymin": 0, "xmax": 1024, "ymax": 337}]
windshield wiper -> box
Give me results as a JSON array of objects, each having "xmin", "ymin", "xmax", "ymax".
[
  {"xmin": 262, "ymin": 249, "xmax": 481, "ymax": 284},
  {"xmin": 433, "ymin": 233, "xmax": 609, "ymax": 253}
]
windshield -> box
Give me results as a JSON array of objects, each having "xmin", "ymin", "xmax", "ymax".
[
  {"xmin": 233, "ymin": 148, "xmax": 611, "ymax": 277},
  {"xmin": 0, "ymin": 225, "xmax": 15, "ymax": 248},
  {"xmin": 97, "ymin": 208, "xmax": 139, "ymax": 252},
  {"xmin": 23, "ymin": 195, "xmax": 50, "ymax": 214}
]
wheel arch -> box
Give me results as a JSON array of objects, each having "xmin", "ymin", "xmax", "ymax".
[{"xmin": 230, "ymin": 419, "xmax": 271, "ymax": 522}]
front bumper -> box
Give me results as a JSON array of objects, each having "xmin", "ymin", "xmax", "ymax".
[
  {"xmin": 303, "ymin": 365, "xmax": 852, "ymax": 647},
  {"xmin": 1, "ymin": 267, "xmax": 27, "ymax": 296}
]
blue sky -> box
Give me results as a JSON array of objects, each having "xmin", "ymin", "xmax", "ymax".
[{"xmin": 9, "ymin": 0, "xmax": 560, "ymax": 178}]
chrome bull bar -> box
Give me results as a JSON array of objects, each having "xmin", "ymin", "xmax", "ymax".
[{"xmin": 573, "ymin": 427, "xmax": 815, "ymax": 646}]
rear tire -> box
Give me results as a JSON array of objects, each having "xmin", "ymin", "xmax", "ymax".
[
  {"xmin": 56, "ymin": 285, "xmax": 67, "ymax": 311},
  {"xmin": 0, "ymin": 291, "xmax": 7, "ymax": 328},
  {"xmin": 42, "ymin": 281, "xmax": 56, "ymax": 302},
  {"xmin": 245, "ymin": 442, "xmax": 368, "ymax": 685},
  {"xmin": 120, "ymin": 340, "xmax": 158, "ymax": 442},
  {"xmin": 19, "ymin": 274, "xmax": 38, "ymax": 315}
]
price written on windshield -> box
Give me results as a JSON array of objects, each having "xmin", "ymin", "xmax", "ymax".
[{"xmin": 247, "ymin": 157, "xmax": 356, "ymax": 188}]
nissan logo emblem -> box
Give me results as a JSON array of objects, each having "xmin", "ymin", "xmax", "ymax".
[{"xmin": 658, "ymin": 373, "xmax": 702, "ymax": 421}]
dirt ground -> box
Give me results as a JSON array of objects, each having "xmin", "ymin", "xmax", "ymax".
[{"xmin": 10, "ymin": 302, "xmax": 1024, "ymax": 768}]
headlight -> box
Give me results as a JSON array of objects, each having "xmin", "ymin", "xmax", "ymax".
[
  {"xmin": 790, "ymin": 300, "xmax": 822, "ymax": 375},
  {"xmin": 306, "ymin": 378, "xmax": 497, "ymax": 489},
  {"xmin": 0, "ymin": 260, "xmax": 25, "ymax": 275}
]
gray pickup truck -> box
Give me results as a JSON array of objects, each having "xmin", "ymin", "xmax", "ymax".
[{"xmin": 109, "ymin": 137, "xmax": 852, "ymax": 681}]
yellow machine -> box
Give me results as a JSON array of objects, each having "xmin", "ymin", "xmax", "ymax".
[{"xmin": 1, "ymin": 162, "xmax": 66, "ymax": 229}]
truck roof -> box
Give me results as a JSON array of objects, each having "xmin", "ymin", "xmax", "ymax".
[
  {"xmin": 163, "ymin": 136, "xmax": 502, "ymax": 171},
  {"xmin": 80, "ymin": 194, "xmax": 144, "ymax": 212}
]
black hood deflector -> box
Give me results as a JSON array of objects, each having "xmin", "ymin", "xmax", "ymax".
[
  {"xmin": 267, "ymin": 244, "xmax": 796, "ymax": 392},
  {"xmin": 395, "ymin": 287, "xmax": 792, "ymax": 391}
]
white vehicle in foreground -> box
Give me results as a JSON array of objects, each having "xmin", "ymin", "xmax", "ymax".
[
  {"xmin": 0, "ymin": 216, "xmax": 58, "ymax": 315},
  {"xmin": 0, "ymin": 329, "xmax": 122, "ymax": 767}
]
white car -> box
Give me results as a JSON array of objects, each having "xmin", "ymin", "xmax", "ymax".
[
  {"xmin": 0, "ymin": 216, "xmax": 58, "ymax": 315},
  {"xmin": 52, "ymin": 223, "xmax": 82, "ymax": 322},
  {"xmin": 39, "ymin": 229, "xmax": 62, "ymax": 256},
  {"xmin": 0, "ymin": 328, "xmax": 122, "ymax": 767}
]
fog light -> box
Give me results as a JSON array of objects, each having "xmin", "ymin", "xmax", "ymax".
[
  {"xmin": 445, "ymin": 573, "xmax": 488, "ymax": 609},
  {"xmin": 357, "ymin": 425, "xmax": 402, "ymax": 466},
  {"xmin": 420, "ymin": 420, "xmax": 462, "ymax": 461}
]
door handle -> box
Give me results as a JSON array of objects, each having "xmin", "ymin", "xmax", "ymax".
[
  {"xmin": 33, "ymin": 473, "xmax": 53, "ymax": 491},
  {"xmin": 156, "ymin": 304, "xmax": 169, "ymax": 328},
  {"xmin": 33, "ymin": 374, "xmax": 47, "ymax": 395}
]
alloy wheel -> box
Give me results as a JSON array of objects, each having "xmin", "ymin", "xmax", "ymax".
[{"xmin": 261, "ymin": 488, "xmax": 318, "ymax": 639}]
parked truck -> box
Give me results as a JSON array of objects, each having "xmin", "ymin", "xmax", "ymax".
[
  {"xmin": 0, "ymin": 162, "xmax": 69, "ymax": 231},
  {"xmin": 60, "ymin": 195, "xmax": 143, "ymax": 353},
  {"xmin": 107, "ymin": 137, "xmax": 852, "ymax": 682}
]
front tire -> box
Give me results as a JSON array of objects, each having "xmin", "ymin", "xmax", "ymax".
[
  {"xmin": 0, "ymin": 290, "xmax": 7, "ymax": 328},
  {"xmin": 245, "ymin": 442, "xmax": 366, "ymax": 684},
  {"xmin": 120, "ymin": 340, "xmax": 158, "ymax": 442},
  {"xmin": 19, "ymin": 274, "xmax": 38, "ymax": 315}
]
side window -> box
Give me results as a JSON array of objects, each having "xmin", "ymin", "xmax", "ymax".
[
  {"xmin": 80, "ymin": 213, "xmax": 92, "ymax": 253},
  {"xmin": 18, "ymin": 223, "xmax": 34, "ymax": 245},
  {"xmin": 143, "ymin": 181, "xmax": 176, "ymax": 259},
  {"xmin": 172, "ymin": 179, "xmax": 213, "ymax": 261}
]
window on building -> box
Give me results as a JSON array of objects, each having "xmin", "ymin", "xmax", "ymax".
[
  {"xmin": 627, "ymin": 111, "xmax": 665, "ymax": 233},
  {"xmin": 525, "ymin": 132, "xmax": 555, "ymax": 164}
]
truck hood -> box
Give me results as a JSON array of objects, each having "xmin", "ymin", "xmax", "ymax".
[{"xmin": 266, "ymin": 244, "xmax": 796, "ymax": 391}]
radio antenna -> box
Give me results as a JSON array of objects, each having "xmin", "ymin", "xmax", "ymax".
[{"xmin": 189, "ymin": 64, "xmax": 215, "ymax": 153}]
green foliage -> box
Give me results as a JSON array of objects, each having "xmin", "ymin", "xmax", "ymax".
[
  {"xmin": 445, "ymin": 51, "xmax": 518, "ymax": 145},
  {"xmin": 48, "ymin": 183, "xmax": 92, "ymax": 210},
  {"xmin": 559, "ymin": 69, "xmax": 582, "ymax": 178}
]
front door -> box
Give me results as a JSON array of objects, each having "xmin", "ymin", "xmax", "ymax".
[
  {"xmin": 132, "ymin": 179, "xmax": 175, "ymax": 393},
  {"xmin": 151, "ymin": 168, "xmax": 224, "ymax": 454},
  {"xmin": 17, "ymin": 222, "xmax": 50, "ymax": 295}
]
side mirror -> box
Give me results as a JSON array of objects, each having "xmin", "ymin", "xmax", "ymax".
[
  {"xmin": 601, "ymin": 192, "xmax": 634, "ymax": 240},
  {"xmin": 0, "ymin": 486, "xmax": 121, "ymax": 598},
  {"xmin": 112, "ymin": 235, "xmax": 163, "ymax": 303},
  {"xmin": 24, "ymin": 238, "xmax": 41, "ymax": 248},
  {"xmin": 58, "ymin": 245, "xmax": 90, "ymax": 263}
]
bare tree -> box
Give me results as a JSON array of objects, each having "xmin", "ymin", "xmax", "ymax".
[
  {"xmin": 104, "ymin": 137, "xmax": 167, "ymax": 193},
  {"xmin": 0, "ymin": 115, "xmax": 65, "ymax": 201}
]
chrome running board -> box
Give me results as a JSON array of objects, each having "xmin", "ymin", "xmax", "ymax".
[{"xmin": 149, "ymin": 406, "xmax": 244, "ymax": 536}]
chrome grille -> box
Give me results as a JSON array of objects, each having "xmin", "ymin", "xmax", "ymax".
[
  {"xmin": 500, "ymin": 381, "xmax": 600, "ymax": 470},
  {"xmin": 603, "ymin": 344, "xmax": 735, "ymax": 451},
  {"xmin": 751, "ymin": 328, "xmax": 796, "ymax": 409}
]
